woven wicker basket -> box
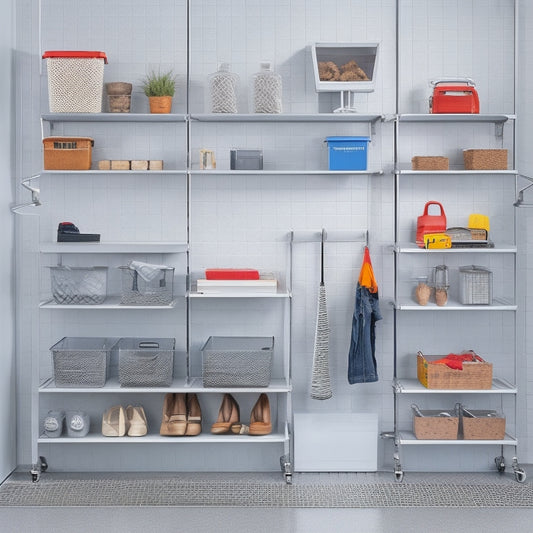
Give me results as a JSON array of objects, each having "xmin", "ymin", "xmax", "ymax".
[
  {"xmin": 413, "ymin": 411, "xmax": 459, "ymax": 440},
  {"xmin": 411, "ymin": 156, "xmax": 449, "ymax": 171},
  {"xmin": 417, "ymin": 352, "xmax": 493, "ymax": 389},
  {"xmin": 463, "ymin": 149, "xmax": 508, "ymax": 170}
]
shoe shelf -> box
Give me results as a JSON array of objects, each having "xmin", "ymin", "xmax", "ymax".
[
  {"xmin": 40, "ymin": 170, "xmax": 187, "ymax": 176},
  {"xmin": 190, "ymin": 113, "xmax": 383, "ymax": 123},
  {"xmin": 37, "ymin": 432, "xmax": 288, "ymax": 445},
  {"xmin": 394, "ymin": 298, "xmax": 517, "ymax": 311},
  {"xmin": 188, "ymin": 290, "xmax": 290, "ymax": 299}
]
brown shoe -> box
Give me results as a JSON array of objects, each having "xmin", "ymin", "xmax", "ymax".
[
  {"xmin": 249, "ymin": 394, "xmax": 272, "ymax": 436},
  {"xmin": 184, "ymin": 393, "xmax": 202, "ymax": 436},
  {"xmin": 211, "ymin": 394, "xmax": 240, "ymax": 434},
  {"xmin": 160, "ymin": 393, "xmax": 187, "ymax": 436}
]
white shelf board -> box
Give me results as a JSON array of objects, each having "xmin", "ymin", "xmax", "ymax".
[
  {"xmin": 42, "ymin": 113, "xmax": 187, "ymax": 123},
  {"xmin": 40, "ymin": 242, "xmax": 188, "ymax": 254},
  {"xmin": 395, "ymin": 243, "xmax": 517, "ymax": 253},
  {"xmin": 394, "ymin": 378, "xmax": 517, "ymax": 394},
  {"xmin": 40, "ymin": 170, "xmax": 186, "ymax": 176},
  {"xmin": 397, "ymin": 113, "xmax": 514, "ymax": 123},
  {"xmin": 190, "ymin": 169, "xmax": 383, "ymax": 176},
  {"xmin": 398, "ymin": 431, "xmax": 517, "ymax": 446},
  {"xmin": 39, "ymin": 377, "xmax": 291, "ymax": 394},
  {"xmin": 396, "ymin": 169, "xmax": 516, "ymax": 176},
  {"xmin": 189, "ymin": 290, "xmax": 291, "ymax": 299},
  {"xmin": 39, "ymin": 296, "xmax": 182, "ymax": 310},
  {"xmin": 38, "ymin": 432, "xmax": 288, "ymax": 444},
  {"xmin": 395, "ymin": 297, "xmax": 516, "ymax": 311},
  {"xmin": 190, "ymin": 113, "xmax": 383, "ymax": 123}
]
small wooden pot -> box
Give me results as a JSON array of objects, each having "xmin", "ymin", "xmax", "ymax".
[{"xmin": 149, "ymin": 96, "xmax": 173, "ymax": 114}]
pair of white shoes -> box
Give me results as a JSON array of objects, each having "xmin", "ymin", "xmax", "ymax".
[
  {"xmin": 102, "ymin": 405, "xmax": 147, "ymax": 437},
  {"xmin": 44, "ymin": 410, "xmax": 90, "ymax": 438}
]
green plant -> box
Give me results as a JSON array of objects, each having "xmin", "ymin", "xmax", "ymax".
[{"xmin": 141, "ymin": 70, "xmax": 176, "ymax": 97}]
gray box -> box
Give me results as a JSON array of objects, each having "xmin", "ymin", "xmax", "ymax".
[{"xmin": 230, "ymin": 149, "xmax": 263, "ymax": 170}]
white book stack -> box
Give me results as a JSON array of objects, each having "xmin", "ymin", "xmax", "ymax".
[{"xmin": 196, "ymin": 272, "xmax": 278, "ymax": 294}]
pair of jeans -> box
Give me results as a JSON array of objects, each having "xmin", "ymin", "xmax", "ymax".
[{"xmin": 348, "ymin": 283, "xmax": 382, "ymax": 384}]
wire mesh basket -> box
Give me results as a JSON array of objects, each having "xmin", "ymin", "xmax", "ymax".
[
  {"xmin": 118, "ymin": 338, "xmax": 175, "ymax": 387},
  {"xmin": 202, "ymin": 336, "xmax": 274, "ymax": 387},
  {"xmin": 50, "ymin": 337, "xmax": 118, "ymax": 387},
  {"xmin": 459, "ymin": 265, "xmax": 493, "ymax": 305},
  {"xmin": 119, "ymin": 266, "xmax": 174, "ymax": 306},
  {"xmin": 50, "ymin": 266, "xmax": 107, "ymax": 305}
]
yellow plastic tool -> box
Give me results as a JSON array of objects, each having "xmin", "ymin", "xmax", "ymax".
[
  {"xmin": 468, "ymin": 213, "xmax": 490, "ymax": 232},
  {"xmin": 424, "ymin": 233, "xmax": 452, "ymax": 249}
]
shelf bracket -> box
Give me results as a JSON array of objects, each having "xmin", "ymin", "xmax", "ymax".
[
  {"xmin": 514, "ymin": 175, "xmax": 533, "ymax": 208},
  {"xmin": 495, "ymin": 121, "xmax": 504, "ymax": 138},
  {"xmin": 11, "ymin": 175, "xmax": 41, "ymax": 214}
]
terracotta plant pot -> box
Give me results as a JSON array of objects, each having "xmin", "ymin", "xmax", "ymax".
[
  {"xmin": 149, "ymin": 96, "xmax": 173, "ymax": 114},
  {"xmin": 106, "ymin": 82, "xmax": 132, "ymax": 96}
]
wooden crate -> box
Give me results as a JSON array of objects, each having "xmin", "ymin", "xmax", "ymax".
[
  {"xmin": 43, "ymin": 136, "xmax": 93, "ymax": 170},
  {"xmin": 417, "ymin": 352, "xmax": 493, "ymax": 389},
  {"xmin": 413, "ymin": 410, "xmax": 459, "ymax": 439},
  {"xmin": 463, "ymin": 149, "xmax": 508, "ymax": 170},
  {"xmin": 411, "ymin": 156, "xmax": 449, "ymax": 170}
]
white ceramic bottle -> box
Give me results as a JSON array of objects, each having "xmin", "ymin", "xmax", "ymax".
[{"xmin": 252, "ymin": 61, "xmax": 282, "ymax": 114}]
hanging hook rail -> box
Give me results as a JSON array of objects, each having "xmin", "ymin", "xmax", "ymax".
[
  {"xmin": 289, "ymin": 229, "xmax": 368, "ymax": 245},
  {"xmin": 11, "ymin": 174, "xmax": 42, "ymax": 213}
]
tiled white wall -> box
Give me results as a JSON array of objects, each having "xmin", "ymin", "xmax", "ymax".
[{"xmin": 14, "ymin": 0, "xmax": 530, "ymax": 474}]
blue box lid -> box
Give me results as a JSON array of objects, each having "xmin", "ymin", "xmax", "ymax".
[{"xmin": 325, "ymin": 136, "xmax": 371, "ymax": 142}]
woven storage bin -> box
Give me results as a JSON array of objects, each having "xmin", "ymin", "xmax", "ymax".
[
  {"xmin": 50, "ymin": 337, "xmax": 118, "ymax": 388},
  {"xmin": 411, "ymin": 156, "xmax": 449, "ymax": 171},
  {"xmin": 119, "ymin": 266, "xmax": 174, "ymax": 306},
  {"xmin": 42, "ymin": 51, "xmax": 107, "ymax": 113},
  {"xmin": 459, "ymin": 265, "xmax": 493, "ymax": 305},
  {"xmin": 118, "ymin": 338, "xmax": 175, "ymax": 387},
  {"xmin": 461, "ymin": 409, "xmax": 506, "ymax": 440},
  {"xmin": 49, "ymin": 266, "xmax": 107, "ymax": 305},
  {"xmin": 202, "ymin": 336, "xmax": 274, "ymax": 387},
  {"xmin": 413, "ymin": 409, "xmax": 459, "ymax": 440},
  {"xmin": 417, "ymin": 352, "xmax": 493, "ymax": 389},
  {"xmin": 463, "ymin": 149, "xmax": 508, "ymax": 170},
  {"xmin": 43, "ymin": 137, "xmax": 94, "ymax": 170}
]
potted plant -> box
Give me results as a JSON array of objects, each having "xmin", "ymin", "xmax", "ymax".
[{"xmin": 141, "ymin": 70, "xmax": 176, "ymax": 113}]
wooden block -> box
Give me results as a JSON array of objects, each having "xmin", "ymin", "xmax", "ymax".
[
  {"xmin": 131, "ymin": 160, "xmax": 149, "ymax": 171},
  {"xmin": 111, "ymin": 160, "xmax": 131, "ymax": 170},
  {"xmin": 98, "ymin": 160, "xmax": 111, "ymax": 170},
  {"xmin": 149, "ymin": 160, "xmax": 164, "ymax": 170}
]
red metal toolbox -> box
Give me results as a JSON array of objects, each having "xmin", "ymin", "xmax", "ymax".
[{"xmin": 430, "ymin": 78, "xmax": 479, "ymax": 114}]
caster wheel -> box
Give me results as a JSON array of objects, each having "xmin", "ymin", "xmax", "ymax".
[
  {"xmin": 40, "ymin": 457, "xmax": 48, "ymax": 472},
  {"xmin": 495, "ymin": 456, "xmax": 505, "ymax": 473},
  {"xmin": 515, "ymin": 469, "xmax": 526, "ymax": 483},
  {"xmin": 394, "ymin": 470, "xmax": 404, "ymax": 483},
  {"xmin": 285, "ymin": 474, "xmax": 293, "ymax": 485},
  {"xmin": 31, "ymin": 472, "xmax": 39, "ymax": 483}
]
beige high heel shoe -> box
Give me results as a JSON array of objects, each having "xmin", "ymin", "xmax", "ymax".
[
  {"xmin": 211, "ymin": 394, "xmax": 240, "ymax": 434},
  {"xmin": 184, "ymin": 394, "xmax": 202, "ymax": 436},
  {"xmin": 126, "ymin": 405, "xmax": 148, "ymax": 437},
  {"xmin": 102, "ymin": 405, "xmax": 127, "ymax": 437},
  {"xmin": 249, "ymin": 394, "xmax": 272, "ymax": 436},
  {"xmin": 160, "ymin": 393, "xmax": 187, "ymax": 436}
]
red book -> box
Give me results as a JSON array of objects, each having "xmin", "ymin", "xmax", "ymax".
[{"xmin": 205, "ymin": 268, "xmax": 260, "ymax": 280}]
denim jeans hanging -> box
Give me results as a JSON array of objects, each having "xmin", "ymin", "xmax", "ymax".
[{"xmin": 348, "ymin": 283, "xmax": 382, "ymax": 384}]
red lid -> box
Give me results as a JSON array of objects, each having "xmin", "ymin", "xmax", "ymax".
[{"xmin": 42, "ymin": 51, "xmax": 108, "ymax": 63}]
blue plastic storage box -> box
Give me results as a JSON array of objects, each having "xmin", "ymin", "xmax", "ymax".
[{"xmin": 325, "ymin": 136, "xmax": 370, "ymax": 170}]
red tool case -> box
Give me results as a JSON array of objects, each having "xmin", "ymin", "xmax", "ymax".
[{"xmin": 430, "ymin": 79, "xmax": 479, "ymax": 114}]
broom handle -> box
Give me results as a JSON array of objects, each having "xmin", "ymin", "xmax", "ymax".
[{"xmin": 321, "ymin": 229, "xmax": 325, "ymax": 285}]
